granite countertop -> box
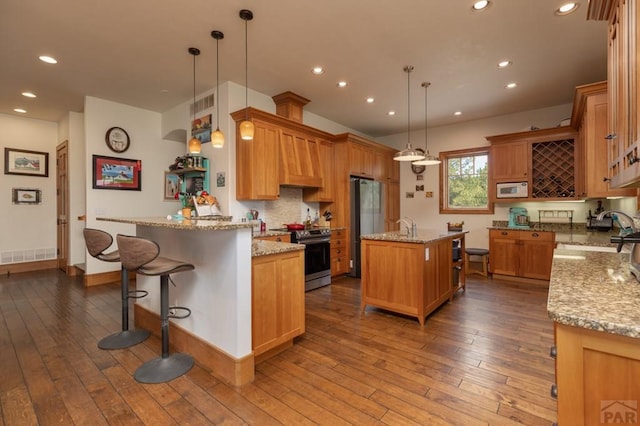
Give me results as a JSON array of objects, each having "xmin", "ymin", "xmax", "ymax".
[
  {"xmin": 98, "ymin": 216, "xmax": 253, "ymax": 231},
  {"xmin": 253, "ymin": 230, "xmax": 290, "ymax": 238},
  {"xmin": 361, "ymin": 230, "xmax": 467, "ymax": 244},
  {"xmin": 548, "ymin": 248, "xmax": 640, "ymax": 338},
  {"xmin": 251, "ymin": 240, "xmax": 305, "ymax": 258}
]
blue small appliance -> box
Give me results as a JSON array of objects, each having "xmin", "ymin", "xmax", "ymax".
[{"xmin": 508, "ymin": 207, "xmax": 530, "ymax": 228}]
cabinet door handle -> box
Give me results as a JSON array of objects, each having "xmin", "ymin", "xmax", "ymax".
[
  {"xmin": 336, "ymin": 249, "xmax": 341, "ymax": 254},
  {"xmin": 605, "ymin": 133, "xmax": 617, "ymax": 140},
  {"xmin": 532, "ymin": 232, "xmax": 539, "ymax": 237},
  {"xmin": 550, "ymin": 384, "xmax": 558, "ymax": 399},
  {"xmin": 501, "ymin": 231, "xmax": 508, "ymax": 236},
  {"xmin": 276, "ymin": 237, "xmax": 282, "ymax": 242},
  {"xmin": 549, "ymin": 345, "xmax": 557, "ymax": 359}
]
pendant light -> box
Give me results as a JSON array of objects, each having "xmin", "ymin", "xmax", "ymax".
[
  {"xmin": 394, "ymin": 65, "xmax": 426, "ymax": 162},
  {"xmin": 211, "ymin": 30, "xmax": 225, "ymax": 148},
  {"xmin": 239, "ymin": 9, "xmax": 254, "ymax": 140},
  {"xmin": 412, "ymin": 81, "xmax": 441, "ymax": 166},
  {"xmin": 187, "ymin": 47, "xmax": 202, "ymax": 154}
]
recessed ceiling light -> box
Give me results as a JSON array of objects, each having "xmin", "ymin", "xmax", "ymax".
[
  {"xmin": 556, "ymin": 2, "xmax": 579, "ymax": 15},
  {"xmin": 472, "ymin": 1, "xmax": 490, "ymax": 11},
  {"xmin": 388, "ymin": 111, "xmax": 396, "ymax": 116},
  {"xmin": 160, "ymin": 89, "xmax": 169, "ymax": 93},
  {"xmin": 21, "ymin": 92, "xmax": 36, "ymax": 98},
  {"xmin": 454, "ymin": 111, "xmax": 462, "ymax": 116},
  {"xmin": 38, "ymin": 55, "xmax": 57, "ymax": 64},
  {"xmin": 312, "ymin": 66, "xmax": 324, "ymax": 75},
  {"xmin": 13, "ymin": 108, "xmax": 27, "ymax": 113},
  {"xmin": 498, "ymin": 60, "xmax": 512, "ymax": 68},
  {"xmin": 337, "ymin": 81, "xmax": 347, "ymax": 88},
  {"xmin": 506, "ymin": 82, "xmax": 518, "ymax": 89},
  {"xmin": 366, "ymin": 97, "xmax": 374, "ymax": 103}
]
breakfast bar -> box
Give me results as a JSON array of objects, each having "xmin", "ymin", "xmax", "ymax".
[{"xmin": 97, "ymin": 216, "xmax": 279, "ymax": 385}]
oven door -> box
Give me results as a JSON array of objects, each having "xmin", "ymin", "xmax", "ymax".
[{"xmin": 302, "ymin": 239, "xmax": 331, "ymax": 291}]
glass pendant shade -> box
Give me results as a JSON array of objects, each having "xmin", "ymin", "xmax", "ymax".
[
  {"xmin": 239, "ymin": 120, "xmax": 255, "ymax": 140},
  {"xmin": 188, "ymin": 136, "xmax": 202, "ymax": 154},
  {"xmin": 212, "ymin": 128, "xmax": 224, "ymax": 148},
  {"xmin": 187, "ymin": 47, "xmax": 201, "ymax": 155},
  {"xmin": 240, "ymin": 9, "xmax": 254, "ymax": 141},
  {"xmin": 395, "ymin": 65, "xmax": 425, "ymax": 162}
]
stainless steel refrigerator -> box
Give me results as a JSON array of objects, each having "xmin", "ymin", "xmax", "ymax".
[{"xmin": 349, "ymin": 177, "xmax": 385, "ymax": 278}]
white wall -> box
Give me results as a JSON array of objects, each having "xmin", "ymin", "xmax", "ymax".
[
  {"xmin": 378, "ymin": 103, "xmax": 636, "ymax": 249},
  {"xmin": 0, "ymin": 114, "xmax": 58, "ymax": 261},
  {"xmin": 84, "ymin": 97, "xmax": 185, "ymax": 274}
]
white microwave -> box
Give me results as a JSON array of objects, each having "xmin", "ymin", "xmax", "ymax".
[{"xmin": 496, "ymin": 182, "xmax": 528, "ymax": 198}]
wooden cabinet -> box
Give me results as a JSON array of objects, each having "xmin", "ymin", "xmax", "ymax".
[
  {"xmin": 252, "ymin": 250, "xmax": 305, "ymax": 359},
  {"xmin": 330, "ymin": 228, "xmax": 349, "ymax": 277},
  {"xmin": 303, "ymin": 139, "xmax": 335, "ymax": 202},
  {"xmin": 490, "ymin": 141, "xmax": 530, "ymax": 182},
  {"xmin": 234, "ymin": 118, "xmax": 280, "ymax": 200},
  {"xmin": 572, "ymin": 81, "xmax": 637, "ymax": 197},
  {"xmin": 555, "ymin": 322, "xmax": 640, "ymax": 424},
  {"xmin": 232, "ymin": 108, "xmax": 334, "ymax": 200},
  {"xmin": 374, "ymin": 150, "xmax": 400, "ymax": 182},
  {"xmin": 487, "ymin": 127, "xmax": 578, "ymax": 202},
  {"xmin": 348, "ymin": 142, "xmax": 374, "ymax": 178},
  {"xmin": 489, "ymin": 229, "xmax": 555, "ymax": 280},
  {"xmin": 590, "ymin": 0, "xmax": 640, "ymax": 187},
  {"xmin": 279, "ymin": 128, "xmax": 323, "ymax": 188},
  {"xmin": 360, "ymin": 235, "xmax": 464, "ymax": 326}
]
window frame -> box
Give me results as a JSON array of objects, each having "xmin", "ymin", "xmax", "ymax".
[{"xmin": 439, "ymin": 146, "xmax": 493, "ymax": 214}]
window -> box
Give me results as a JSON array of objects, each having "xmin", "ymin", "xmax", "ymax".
[{"xmin": 439, "ymin": 147, "xmax": 493, "ymax": 214}]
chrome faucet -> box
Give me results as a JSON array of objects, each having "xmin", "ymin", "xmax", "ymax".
[
  {"xmin": 596, "ymin": 210, "xmax": 637, "ymax": 235},
  {"xmin": 397, "ymin": 217, "xmax": 417, "ymax": 237}
]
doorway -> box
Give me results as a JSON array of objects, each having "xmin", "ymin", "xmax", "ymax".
[{"xmin": 56, "ymin": 141, "xmax": 69, "ymax": 274}]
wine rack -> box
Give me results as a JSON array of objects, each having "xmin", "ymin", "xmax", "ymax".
[{"xmin": 531, "ymin": 139, "xmax": 576, "ymax": 199}]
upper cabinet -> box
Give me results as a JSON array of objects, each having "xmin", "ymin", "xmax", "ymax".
[
  {"xmin": 348, "ymin": 142, "xmax": 375, "ymax": 178},
  {"xmin": 487, "ymin": 127, "xmax": 579, "ymax": 202},
  {"xmin": 234, "ymin": 116, "xmax": 280, "ymax": 200},
  {"xmin": 571, "ymin": 81, "xmax": 636, "ymax": 198},
  {"xmin": 231, "ymin": 107, "xmax": 333, "ymax": 200},
  {"xmin": 589, "ymin": 0, "xmax": 640, "ymax": 187}
]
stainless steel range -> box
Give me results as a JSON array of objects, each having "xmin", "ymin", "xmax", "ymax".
[{"xmin": 272, "ymin": 228, "xmax": 332, "ymax": 291}]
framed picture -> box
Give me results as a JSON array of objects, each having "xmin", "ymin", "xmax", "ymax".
[
  {"xmin": 12, "ymin": 188, "xmax": 42, "ymax": 204},
  {"xmin": 92, "ymin": 155, "xmax": 141, "ymax": 190},
  {"xmin": 164, "ymin": 171, "xmax": 180, "ymax": 200},
  {"xmin": 4, "ymin": 148, "xmax": 49, "ymax": 177},
  {"xmin": 192, "ymin": 113, "xmax": 212, "ymax": 143}
]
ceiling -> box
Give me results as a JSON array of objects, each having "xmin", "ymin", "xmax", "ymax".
[{"xmin": 0, "ymin": 0, "xmax": 608, "ymax": 138}]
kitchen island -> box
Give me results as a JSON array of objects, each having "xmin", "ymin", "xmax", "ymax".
[
  {"xmin": 98, "ymin": 216, "xmax": 304, "ymax": 386},
  {"xmin": 548, "ymin": 247, "xmax": 640, "ymax": 424},
  {"xmin": 360, "ymin": 230, "xmax": 466, "ymax": 326}
]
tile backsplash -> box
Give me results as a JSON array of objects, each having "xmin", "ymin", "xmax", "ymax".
[{"xmin": 263, "ymin": 187, "xmax": 308, "ymax": 228}]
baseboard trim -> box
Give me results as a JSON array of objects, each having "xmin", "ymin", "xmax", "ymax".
[
  {"xmin": 0, "ymin": 259, "xmax": 57, "ymax": 276},
  {"xmin": 134, "ymin": 304, "xmax": 255, "ymax": 386},
  {"xmin": 490, "ymin": 273, "xmax": 549, "ymax": 286},
  {"xmin": 83, "ymin": 270, "xmax": 135, "ymax": 287}
]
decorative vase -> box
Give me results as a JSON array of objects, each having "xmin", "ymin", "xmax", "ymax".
[{"xmin": 181, "ymin": 208, "xmax": 192, "ymax": 218}]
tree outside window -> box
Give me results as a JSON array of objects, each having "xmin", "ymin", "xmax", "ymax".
[{"xmin": 440, "ymin": 147, "xmax": 493, "ymax": 214}]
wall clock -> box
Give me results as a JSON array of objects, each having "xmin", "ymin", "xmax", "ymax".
[
  {"xmin": 105, "ymin": 127, "xmax": 130, "ymax": 153},
  {"xmin": 411, "ymin": 148, "xmax": 426, "ymax": 174}
]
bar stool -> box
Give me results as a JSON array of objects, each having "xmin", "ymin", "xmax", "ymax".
[
  {"xmin": 465, "ymin": 248, "xmax": 490, "ymax": 277},
  {"xmin": 83, "ymin": 228, "xmax": 150, "ymax": 350},
  {"xmin": 116, "ymin": 234, "xmax": 195, "ymax": 384}
]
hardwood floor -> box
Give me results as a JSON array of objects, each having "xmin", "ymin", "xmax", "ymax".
[{"xmin": 0, "ymin": 270, "xmax": 556, "ymax": 425}]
